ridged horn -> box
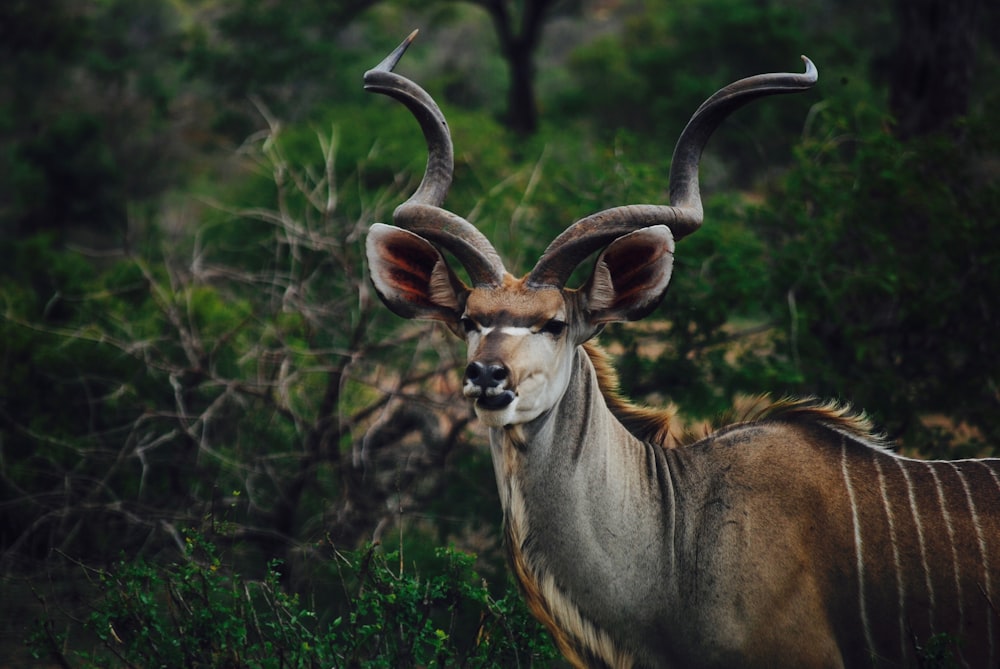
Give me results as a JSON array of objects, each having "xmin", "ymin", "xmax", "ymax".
[
  {"xmin": 527, "ymin": 56, "xmax": 818, "ymax": 289},
  {"xmin": 364, "ymin": 31, "xmax": 506, "ymax": 287}
]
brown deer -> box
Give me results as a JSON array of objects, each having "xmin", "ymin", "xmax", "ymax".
[{"xmin": 364, "ymin": 31, "xmax": 1000, "ymax": 668}]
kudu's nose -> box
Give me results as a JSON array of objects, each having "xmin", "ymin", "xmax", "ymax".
[
  {"xmin": 466, "ymin": 361, "xmax": 507, "ymax": 385},
  {"xmin": 465, "ymin": 361, "xmax": 515, "ymax": 409}
]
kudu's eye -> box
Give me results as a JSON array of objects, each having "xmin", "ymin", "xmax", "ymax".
[
  {"xmin": 540, "ymin": 320, "xmax": 567, "ymax": 337},
  {"xmin": 460, "ymin": 317, "xmax": 478, "ymax": 334}
]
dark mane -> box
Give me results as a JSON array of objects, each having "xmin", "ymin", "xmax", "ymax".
[
  {"xmin": 584, "ymin": 342, "xmax": 686, "ymax": 448},
  {"xmin": 584, "ymin": 342, "xmax": 887, "ymax": 450}
]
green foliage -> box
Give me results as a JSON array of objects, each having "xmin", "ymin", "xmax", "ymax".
[
  {"xmin": 10, "ymin": 113, "xmax": 125, "ymax": 235},
  {"xmin": 0, "ymin": 0, "xmax": 195, "ymax": 239},
  {"xmin": 599, "ymin": 193, "xmax": 803, "ymax": 418},
  {"xmin": 0, "ymin": 114, "xmax": 481, "ymax": 571},
  {"xmin": 331, "ymin": 543, "xmax": 558, "ymax": 667},
  {"xmin": 4, "ymin": 1, "xmax": 1000, "ymax": 663},
  {"xmin": 188, "ymin": 0, "xmax": 382, "ymax": 121},
  {"xmin": 28, "ymin": 533, "xmax": 557, "ymax": 668},
  {"xmin": 751, "ymin": 98, "xmax": 1000, "ymax": 450},
  {"xmin": 558, "ymin": 0, "xmax": 819, "ymax": 183},
  {"xmin": 915, "ymin": 632, "xmax": 962, "ymax": 669}
]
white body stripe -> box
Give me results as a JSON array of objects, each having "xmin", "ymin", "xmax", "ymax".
[
  {"xmin": 927, "ymin": 463, "xmax": 967, "ymax": 667},
  {"xmin": 951, "ymin": 462, "xmax": 994, "ymax": 667},
  {"xmin": 841, "ymin": 443, "xmax": 875, "ymax": 653},
  {"xmin": 897, "ymin": 458, "xmax": 936, "ymax": 629},
  {"xmin": 982, "ymin": 460, "xmax": 1000, "ymax": 496},
  {"xmin": 874, "ymin": 457, "xmax": 908, "ymax": 661}
]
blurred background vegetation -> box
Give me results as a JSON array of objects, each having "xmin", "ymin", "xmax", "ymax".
[{"xmin": 2, "ymin": 0, "xmax": 999, "ymax": 665}]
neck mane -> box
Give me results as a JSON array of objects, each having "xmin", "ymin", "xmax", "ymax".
[{"xmin": 582, "ymin": 341, "xmax": 886, "ymax": 450}]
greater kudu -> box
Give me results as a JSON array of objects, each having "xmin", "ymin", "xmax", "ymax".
[{"xmin": 364, "ymin": 32, "xmax": 1000, "ymax": 668}]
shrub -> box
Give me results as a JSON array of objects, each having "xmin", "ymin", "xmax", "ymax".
[{"xmin": 29, "ymin": 532, "xmax": 558, "ymax": 668}]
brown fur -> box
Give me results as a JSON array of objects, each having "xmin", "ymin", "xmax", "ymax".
[{"xmin": 464, "ymin": 279, "xmax": 565, "ymax": 325}]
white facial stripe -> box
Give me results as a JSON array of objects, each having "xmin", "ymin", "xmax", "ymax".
[
  {"xmin": 498, "ymin": 326, "xmax": 534, "ymax": 336},
  {"xmin": 473, "ymin": 325, "xmax": 535, "ymax": 337}
]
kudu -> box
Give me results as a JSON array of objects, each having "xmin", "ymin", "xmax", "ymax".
[{"xmin": 364, "ymin": 32, "xmax": 1000, "ymax": 668}]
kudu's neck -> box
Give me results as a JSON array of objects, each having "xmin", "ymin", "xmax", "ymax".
[
  {"xmin": 487, "ymin": 346, "xmax": 680, "ymax": 667},
  {"xmin": 491, "ymin": 347, "xmax": 677, "ymax": 518}
]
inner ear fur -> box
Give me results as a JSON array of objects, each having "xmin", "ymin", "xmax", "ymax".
[
  {"xmin": 366, "ymin": 223, "xmax": 467, "ymax": 324},
  {"xmin": 583, "ymin": 226, "xmax": 675, "ymax": 324}
]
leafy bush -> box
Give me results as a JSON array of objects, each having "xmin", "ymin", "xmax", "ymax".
[
  {"xmin": 0, "ymin": 112, "xmax": 488, "ymax": 573},
  {"xmin": 29, "ymin": 532, "xmax": 558, "ymax": 668}
]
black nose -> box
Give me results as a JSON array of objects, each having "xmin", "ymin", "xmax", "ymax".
[
  {"xmin": 465, "ymin": 361, "xmax": 515, "ymax": 410},
  {"xmin": 465, "ymin": 361, "xmax": 508, "ymax": 389}
]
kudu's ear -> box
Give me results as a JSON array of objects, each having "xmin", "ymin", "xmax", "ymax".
[
  {"xmin": 366, "ymin": 223, "xmax": 467, "ymax": 331},
  {"xmin": 583, "ymin": 226, "xmax": 675, "ymax": 324}
]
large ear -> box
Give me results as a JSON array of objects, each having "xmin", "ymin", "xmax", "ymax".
[
  {"xmin": 583, "ymin": 226, "xmax": 674, "ymax": 324},
  {"xmin": 366, "ymin": 223, "xmax": 467, "ymax": 327}
]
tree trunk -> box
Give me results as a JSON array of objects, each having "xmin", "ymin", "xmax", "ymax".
[
  {"xmin": 888, "ymin": 0, "xmax": 982, "ymax": 139},
  {"xmin": 506, "ymin": 45, "xmax": 538, "ymax": 135},
  {"xmin": 481, "ymin": 0, "xmax": 556, "ymax": 135}
]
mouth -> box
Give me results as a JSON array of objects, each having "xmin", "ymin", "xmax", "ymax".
[{"xmin": 476, "ymin": 390, "xmax": 515, "ymax": 411}]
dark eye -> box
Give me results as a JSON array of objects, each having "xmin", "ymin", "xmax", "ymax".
[
  {"xmin": 460, "ymin": 317, "xmax": 478, "ymax": 334},
  {"xmin": 540, "ymin": 320, "xmax": 566, "ymax": 337}
]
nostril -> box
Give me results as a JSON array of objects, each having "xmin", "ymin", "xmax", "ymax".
[
  {"xmin": 466, "ymin": 361, "xmax": 484, "ymax": 381},
  {"xmin": 490, "ymin": 366, "xmax": 508, "ymax": 382}
]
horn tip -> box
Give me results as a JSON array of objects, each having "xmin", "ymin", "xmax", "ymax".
[
  {"xmin": 368, "ymin": 29, "xmax": 421, "ymax": 77},
  {"xmin": 799, "ymin": 55, "xmax": 818, "ymax": 82}
]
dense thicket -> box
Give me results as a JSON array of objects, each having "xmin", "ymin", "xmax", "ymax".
[{"xmin": 2, "ymin": 0, "xmax": 998, "ymax": 664}]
